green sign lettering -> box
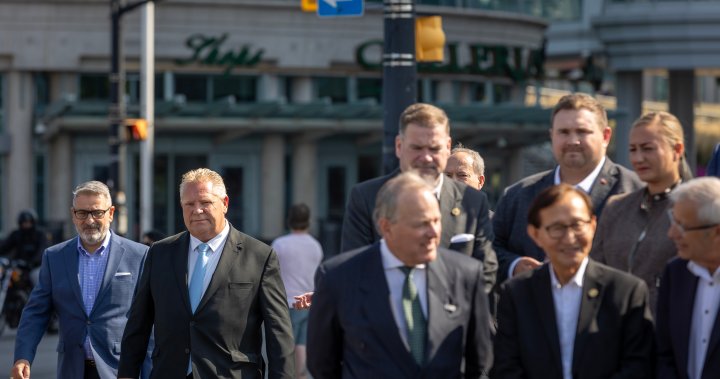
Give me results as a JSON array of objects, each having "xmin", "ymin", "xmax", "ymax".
[{"xmin": 176, "ymin": 33, "xmax": 264, "ymax": 74}]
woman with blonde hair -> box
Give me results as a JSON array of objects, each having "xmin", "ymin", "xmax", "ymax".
[{"xmin": 591, "ymin": 111, "xmax": 691, "ymax": 313}]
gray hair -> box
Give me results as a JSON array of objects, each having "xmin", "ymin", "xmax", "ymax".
[
  {"xmin": 670, "ymin": 177, "xmax": 720, "ymax": 224},
  {"xmin": 373, "ymin": 171, "xmax": 434, "ymax": 230},
  {"xmin": 451, "ymin": 143, "xmax": 485, "ymax": 177},
  {"xmin": 179, "ymin": 168, "xmax": 227, "ymax": 199},
  {"xmin": 72, "ymin": 181, "xmax": 112, "ymax": 207}
]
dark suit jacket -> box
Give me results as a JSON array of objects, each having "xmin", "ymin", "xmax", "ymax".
[
  {"xmin": 341, "ymin": 169, "xmax": 497, "ymax": 293},
  {"xmin": 492, "ymin": 260, "xmax": 654, "ymax": 379},
  {"xmin": 656, "ymin": 258, "xmax": 720, "ymax": 379},
  {"xmin": 306, "ymin": 244, "xmax": 493, "ymax": 379},
  {"xmin": 493, "ymin": 158, "xmax": 642, "ymax": 283},
  {"xmin": 14, "ymin": 232, "xmax": 150, "ymax": 379},
  {"xmin": 118, "ymin": 225, "xmax": 294, "ymax": 379}
]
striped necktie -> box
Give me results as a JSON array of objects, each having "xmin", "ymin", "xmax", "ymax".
[{"xmin": 400, "ymin": 266, "xmax": 426, "ymax": 365}]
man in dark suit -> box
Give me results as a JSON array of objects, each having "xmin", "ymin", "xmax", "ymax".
[
  {"xmin": 657, "ymin": 177, "xmax": 720, "ymax": 379},
  {"xmin": 341, "ymin": 103, "xmax": 497, "ymax": 293},
  {"xmin": 11, "ymin": 181, "xmax": 150, "ymax": 379},
  {"xmin": 493, "ymin": 93, "xmax": 642, "ymax": 284},
  {"xmin": 308, "ymin": 172, "xmax": 493, "ymax": 379},
  {"xmin": 118, "ymin": 168, "xmax": 294, "ymax": 379},
  {"xmin": 492, "ymin": 184, "xmax": 654, "ymax": 379}
]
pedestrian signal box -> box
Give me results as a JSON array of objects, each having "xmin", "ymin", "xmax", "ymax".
[
  {"xmin": 416, "ymin": 16, "xmax": 445, "ymax": 62},
  {"xmin": 125, "ymin": 118, "xmax": 148, "ymax": 141}
]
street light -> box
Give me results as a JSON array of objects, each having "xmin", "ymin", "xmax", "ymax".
[{"xmin": 109, "ymin": 0, "xmax": 158, "ymax": 235}]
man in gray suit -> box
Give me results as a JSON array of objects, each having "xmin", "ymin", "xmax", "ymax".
[
  {"xmin": 11, "ymin": 181, "xmax": 150, "ymax": 379},
  {"xmin": 493, "ymin": 93, "xmax": 643, "ymax": 284},
  {"xmin": 308, "ymin": 172, "xmax": 493, "ymax": 379},
  {"xmin": 341, "ymin": 103, "xmax": 497, "ymax": 293},
  {"xmin": 119, "ymin": 168, "xmax": 294, "ymax": 379}
]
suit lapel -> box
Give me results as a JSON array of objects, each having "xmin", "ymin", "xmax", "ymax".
[
  {"xmin": 573, "ymin": 261, "xmax": 604, "ymax": 371},
  {"xmin": 92, "ymin": 233, "xmax": 125, "ymax": 312},
  {"xmin": 674, "ymin": 266, "xmax": 699, "ymax": 374},
  {"xmin": 589, "ymin": 159, "xmax": 618, "ymax": 215},
  {"xmin": 439, "ymin": 178, "xmax": 461, "ymax": 247},
  {"xmin": 531, "ymin": 265, "xmax": 563, "ymax": 372},
  {"xmin": 196, "ymin": 227, "xmax": 243, "ymax": 313},
  {"xmin": 359, "ymin": 245, "xmax": 418, "ymax": 373},
  {"xmin": 426, "ymin": 253, "xmax": 454, "ymax": 364},
  {"xmin": 62, "ymin": 239, "xmax": 85, "ymax": 310},
  {"xmin": 174, "ymin": 232, "xmax": 193, "ymax": 313}
]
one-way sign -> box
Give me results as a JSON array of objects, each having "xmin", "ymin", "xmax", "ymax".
[{"xmin": 318, "ymin": 0, "xmax": 364, "ymax": 17}]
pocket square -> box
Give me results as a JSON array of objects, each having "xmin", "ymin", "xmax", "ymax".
[
  {"xmin": 444, "ymin": 303, "xmax": 457, "ymax": 313},
  {"xmin": 114, "ymin": 272, "xmax": 132, "ymax": 277},
  {"xmin": 450, "ymin": 234, "xmax": 474, "ymax": 244}
]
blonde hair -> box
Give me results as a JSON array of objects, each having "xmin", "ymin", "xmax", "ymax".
[
  {"xmin": 399, "ymin": 103, "xmax": 449, "ymax": 136},
  {"xmin": 179, "ymin": 168, "xmax": 227, "ymax": 199},
  {"xmin": 632, "ymin": 111, "xmax": 693, "ymax": 181}
]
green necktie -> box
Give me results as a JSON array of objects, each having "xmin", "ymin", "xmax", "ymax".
[{"xmin": 400, "ymin": 266, "xmax": 426, "ymax": 365}]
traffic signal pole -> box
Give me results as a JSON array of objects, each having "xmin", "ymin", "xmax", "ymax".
[{"xmin": 381, "ymin": 0, "xmax": 417, "ymax": 175}]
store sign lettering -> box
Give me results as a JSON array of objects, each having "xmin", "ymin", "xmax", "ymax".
[
  {"xmin": 176, "ymin": 33, "xmax": 264, "ymax": 73},
  {"xmin": 356, "ymin": 39, "xmax": 544, "ymax": 81}
]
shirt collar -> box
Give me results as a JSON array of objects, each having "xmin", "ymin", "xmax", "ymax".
[
  {"xmin": 189, "ymin": 219, "xmax": 230, "ymax": 254},
  {"xmin": 554, "ymin": 156, "xmax": 606, "ymax": 193},
  {"xmin": 77, "ymin": 230, "xmax": 111, "ymax": 257},
  {"xmin": 380, "ymin": 239, "xmax": 427, "ymax": 270},
  {"xmin": 550, "ymin": 257, "xmax": 589, "ymax": 288},
  {"xmin": 434, "ymin": 174, "xmax": 444, "ymax": 200},
  {"xmin": 687, "ymin": 260, "xmax": 720, "ymax": 281}
]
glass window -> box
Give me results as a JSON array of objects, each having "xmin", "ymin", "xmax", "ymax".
[
  {"xmin": 357, "ymin": 78, "xmax": 382, "ymax": 103},
  {"xmin": 212, "ymin": 75, "xmax": 257, "ymax": 103},
  {"xmin": 174, "ymin": 74, "xmax": 208, "ymax": 102},
  {"xmin": 326, "ymin": 166, "xmax": 346, "ymax": 220},
  {"xmin": 315, "ymin": 77, "xmax": 348, "ymax": 103},
  {"xmin": 493, "ymin": 83, "xmax": 512, "ymax": 104},
  {"xmin": 79, "ymin": 74, "xmax": 110, "ymax": 101}
]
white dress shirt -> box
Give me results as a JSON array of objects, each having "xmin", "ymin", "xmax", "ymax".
[
  {"xmin": 380, "ymin": 239, "xmax": 428, "ymax": 346},
  {"xmin": 187, "ymin": 220, "xmax": 230, "ymax": 297},
  {"xmin": 508, "ymin": 157, "xmax": 606, "ymax": 278},
  {"xmin": 686, "ymin": 261, "xmax": 720, "ymax": 379},
  {"xmin": 549, "ymin": 257, "xmax": 589, "ymax": 379}
]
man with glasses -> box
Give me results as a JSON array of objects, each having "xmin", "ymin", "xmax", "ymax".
[
  {"xmin": 11, "ymin": 181, "xmax": 151, "ymax": 379},
  {"xmin": 657, "ymin": 177, "xmax": 720, "ymax": 379},
  {"xmin": 492, "ymin": 184, "xmax": 654, "ymax": 379}
]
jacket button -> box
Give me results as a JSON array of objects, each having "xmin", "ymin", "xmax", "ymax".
[
  {"xmin": 185, "ymin": 348, "xmax": 190, "ymax": 354},
  {"xmin": 190, "ymin": 321, "xmax": 196, "ymax": 326},
  {"xmin": 86, "ymin": 320, "xmax": 91, "ymax": 325}
]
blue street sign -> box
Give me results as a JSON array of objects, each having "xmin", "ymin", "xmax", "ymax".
[{"xmin": 317, "ymin": 0, "xmax": 364, "ymax": 17}]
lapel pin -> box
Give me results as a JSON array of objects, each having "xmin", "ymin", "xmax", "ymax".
[
  {"xmin": 599, "ymin": 178, "xmax": 608, "ymax": 186},
  {"xmin": 444, "ymin": 303, "xmax": 457, "ymax": 313},
  {"xmin": 588, "ymin": 288, "xmax": 599, "ymax": 298},
  {"xmin": 451, "ymin": 207, "xmax": 461, "ymax": 216}
]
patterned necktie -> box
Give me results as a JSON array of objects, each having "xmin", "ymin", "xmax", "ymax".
[
  {"xmin": 189, "ymin": 243, "xmax": 210, "ymax": 312},
  {"xmin": 400, "ymin": 266, "xmax": 427, "ymax": 365}
]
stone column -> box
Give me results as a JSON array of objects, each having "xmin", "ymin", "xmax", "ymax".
[
  {"xmin": 292, "ymin": 140, "xmax": 317, "ymax": 235},
  {"xmin": 261, "ymin": 134, "xmax": 285, "ymax": 240},
  {"xmin": 614, "ymin": 70, "xmax": 643, "ymax": 168},
  {"xmin": 47, "ymin": 134, "xmax": 73, "ymax": 239},
  {"xmin": 668, "ymin": 69, "xmax": 696, "ymax": 171},
  {"xmin": 291, "ymin": 77, "xmax": 313, "ymax": 103}
]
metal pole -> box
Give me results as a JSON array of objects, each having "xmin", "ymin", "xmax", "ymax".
[
  {"xmin": 109, "ymin": 0, "xmax": 128, "ymax": 235},
  {"xmin": 381, "ymin": 0, "xmax": 417, "ymax": 175},
  {"xmin": 140, "ymin": 1, "xmax": 155, "ymax": 236}
]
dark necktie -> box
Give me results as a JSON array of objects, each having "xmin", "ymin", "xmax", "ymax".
[{"xmin": 400, "ymin": 266, "xmax": 426, "ymax": 365}]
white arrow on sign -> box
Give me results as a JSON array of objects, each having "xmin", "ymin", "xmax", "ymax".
[{"xmin": 322, "ymin": 0, "xmax": 353, "ymax": 8}]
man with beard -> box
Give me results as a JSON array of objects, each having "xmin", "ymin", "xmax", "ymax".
[
  {"xmin": 11, "ymin": 181, "xmax": 151, "ymax": 379},
  {"xmin": 341, "ymin": 103, "xmax": 497, "ymax": 294},
  {"xmin": 493, "ymin": 93, "xmax": 643, "ymax": 284}
]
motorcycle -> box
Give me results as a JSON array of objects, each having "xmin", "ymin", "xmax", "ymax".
[{"xmin": 0, "ymin": 258, "xmax": 32, "ymax": 337}]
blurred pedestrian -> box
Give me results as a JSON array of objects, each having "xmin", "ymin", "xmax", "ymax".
[
  {"xmin": 445, "ymin": 143, "xmax": 486, "ymax": 190},
  {"xmin": 592, "ymin": 111, "xmax": 692, "ymax": 312},
  {"xmin": 272, "ymin": 203, "xmax": 323, "ymax": 379},
  {"xmin": 1, "ymin": 209, "xmax": 48, "ymax": 267}
]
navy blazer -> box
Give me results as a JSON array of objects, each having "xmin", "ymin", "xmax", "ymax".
[
  {"xmin": 14, "ymin": 232, "xmax": 150, "ymax": 379},
  {"xmin": 493, "ymin": 158, "xmax": 642, "ymax": 284},
  {"xmin": 656, "ymin": 258, "xmax": 720, "ymax": 379},
  {"xmin": 492, "ymin": 260, "xmax": 655, "ymax": 379},
  {"xmin": 307, "ymin": 243, "xmax": 493, "ymax": 379},
  {"xmin": 341, "ymin": 169, "xmax": 497, "ymax": 293}
]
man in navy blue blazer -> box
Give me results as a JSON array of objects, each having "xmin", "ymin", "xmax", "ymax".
[{"xmin": 11, "ymin": 181, "xmax": 150, "ymax": 379}]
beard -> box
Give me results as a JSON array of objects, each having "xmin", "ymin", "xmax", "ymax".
[{"xmin": 76, "ymin": 223, "xmax": 109, "ymax": 246}]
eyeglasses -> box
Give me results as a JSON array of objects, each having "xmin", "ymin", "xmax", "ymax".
[
  {"xmin": 544, "ymin": 219, "xmax": 592, "ymax": 239},
  {"xmin": 667, "ymin": 210, "xmax": 718, "ymax": 236},
  {"xmin": 73, "ymin": 207, "xmax": 111, "ymax": 220}
]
